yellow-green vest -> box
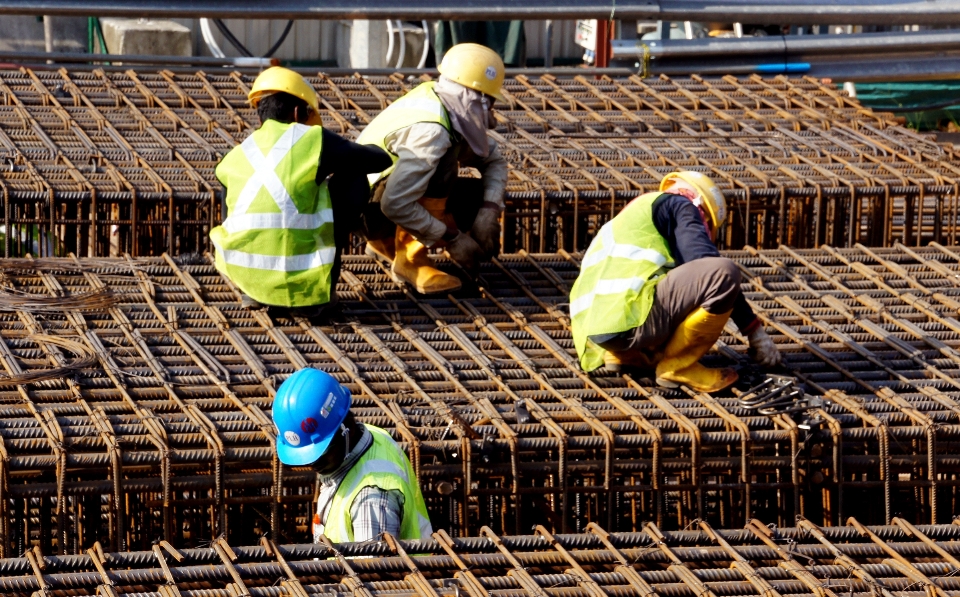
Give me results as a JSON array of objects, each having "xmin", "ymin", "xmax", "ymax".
[
  {"xmin": 570, "ymin": 192, "xmax": 675, "ymax": 372},
  {"xmin": 320, "ymin": 425, "xmax": 432, "ymax": 543},
  {"xmin": 356, "ymin": 81, "xmax": 452, "ymax": 186},
  {"xmin": 211, "ymin": 120, "xmax": 335, "ymax": 307}
]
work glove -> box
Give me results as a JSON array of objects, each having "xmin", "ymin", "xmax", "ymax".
[
  {"xmin": 748, "ymin": 326, "xmax": 781, "ymax": 367},
  {"xmin": 445, "ymin": 231, "xmax": 484, "ymax": 274},
  {"xmin": 470, "ymin": 202, "xmax": 502, "ymax": 257}
]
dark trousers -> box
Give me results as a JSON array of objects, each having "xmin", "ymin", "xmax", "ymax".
[
  {"xmin": 591, "ymin": 257, "xmax": 742, "ymax": 353},
  {"xmin": 360, "ymin": 177, "xmax": 485, "ymax": 241},
  {"xmin": 329, "ymin": 172, "xmax": 373, "ymax": 287}
]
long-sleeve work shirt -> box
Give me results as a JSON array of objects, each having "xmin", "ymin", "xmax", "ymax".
[{"xmin": 651, "ymin": 193, "xmax": 758, "ymax": 332}]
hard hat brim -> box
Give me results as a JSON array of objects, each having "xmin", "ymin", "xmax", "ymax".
[{"xmin": 276, "ymin": 429, "xmax": 337, "ymax": 466}]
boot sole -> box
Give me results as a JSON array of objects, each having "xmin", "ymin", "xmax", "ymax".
[
  {"xmin": 656, "ymin": 371, "xmax": 738, "ymax": 393},
  {"xmin": 412, "ymin": 279, "xmax": 462, "ymax": 294},
  {"xmin": 655, "ymin": 376, "xmax": 680, "ymax": 388},
  {"xmin": 389, "ymin": 265, "xmax": 463, "ymax": 294}
]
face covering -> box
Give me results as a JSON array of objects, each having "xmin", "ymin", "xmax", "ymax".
[{"xmin": 435, "ymin": 76, "xmax": 491, "ymax": 158}]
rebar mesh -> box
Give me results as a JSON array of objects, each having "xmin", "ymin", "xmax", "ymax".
[
  {"xmin": 0, "ymin": 68, "xmax": 956, "ymax": 257},
  {"xmin": 2, "ymin": 519, "xmax": 960, "ymax": 597},
  {"xmin": 3, "ymin": 247, "xmax": 960, "ymax": 554}
]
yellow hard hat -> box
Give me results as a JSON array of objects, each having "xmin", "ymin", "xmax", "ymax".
[
  {"xmin": 660, "ymin": 171, "xmax": 727, "ymax": 234},
  {"xmin": 248, "ymin": 66, "xmax": 320, "ymax": 114},
  {"xmin": 438, "ymin": 43, "xmax": 505, "ymax": 102}
]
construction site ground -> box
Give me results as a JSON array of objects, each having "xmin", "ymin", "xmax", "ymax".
[{"xmin": 2, "ymin": 66, "xmax": 960, "ymax": 595}]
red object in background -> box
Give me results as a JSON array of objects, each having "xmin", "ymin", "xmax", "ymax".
[{"xmin": 594, "ymin": 20, "xmax": 614, "ymax": 67}]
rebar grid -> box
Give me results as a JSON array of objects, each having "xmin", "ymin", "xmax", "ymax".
[
  {"xmin": 3, "ymin": 519, "xmax": 960, "ymax": 597},
  {"xmin": 4, "ymin": 247, "xmax": 960, "ymax": 555},
  {"xmin": 0, "ymin": 68, "xmax": 957, "ymax": 257}
]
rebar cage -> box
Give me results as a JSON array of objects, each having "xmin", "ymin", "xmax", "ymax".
[
  {"xmin": 4, "ymin": 246, "xmax": 960, "ymax": 555},
  {"xmin": 2, "ymin": 519, "xmax": 960, "ymax": 597},
  {"xmin": 0, "ymin": 68, "xmax": 957, "ymax": 258}
]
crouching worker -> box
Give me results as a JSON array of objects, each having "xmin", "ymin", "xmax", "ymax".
[
  {"xmin": 570, "ymin": 171, "xmax": 781, "ymax": 393},
  {"xmin": 272, "ymin": 368, "xmax": 433, "ymax": 542},
  {"xmin": 357, "ymin": 43, "xmax": 508, "ymax": 294},
  {"xmin": 211, "ymin": 67, "xmax": 392, "ymax": 314}
]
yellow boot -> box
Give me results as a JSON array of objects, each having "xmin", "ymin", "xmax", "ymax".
[
  {"xmin": 392, "ymin": 226, "xmax": 462, "ymax": 294},
  {"xmin": 603, "ymin": 348, "xmax": 662, "ymax": 373},
  {"xmin": 655, "ymin": 307, "xmax": 738, "ymax": 393},
  {"xmin": 365, "ymin": 238, "xmax": 395, "ymax": 262}
]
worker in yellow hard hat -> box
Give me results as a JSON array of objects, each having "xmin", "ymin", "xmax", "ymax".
[
  {"xmin": 569, "ymin": 171, "xmax": 781, "ymax": 393},
  {"xmin": 356, "ymin": 43, "xmax": 508, "ymax": 294},
  {"xmin": 211, "ymin": 67, "xmax": 392, "ymax": 315}
]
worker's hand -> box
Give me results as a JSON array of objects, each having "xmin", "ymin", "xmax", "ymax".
[
  {"xmin": 471, "ymin": 202, "xmax": 502, "ymax": 257},
  {"xmin": 748, "ymin": 327, "xmax": 781, "ymax": 367},
  {"xmin": 445, "ymin": 231, "xmax": 484, "ymax": 274}
]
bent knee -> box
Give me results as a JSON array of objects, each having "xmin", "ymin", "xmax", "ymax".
[{"xmin": 702, "ymin": 257, "xmax": 741, "ymax": 289}]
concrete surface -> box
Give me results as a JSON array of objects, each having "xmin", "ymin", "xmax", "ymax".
[{"xmin": 101, "ymin": 18, "xmax": 192, "ymax": 56}]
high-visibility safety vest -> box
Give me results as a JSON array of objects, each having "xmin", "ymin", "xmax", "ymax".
[
  {"xmin": 318, "ymin": 425, "xmax": 432, "ymax": 543},
  {"xmin": 356, "ymin": 81, "xmax": 453, "ymax": 186},
  {"xmin": 210, "ymin": 119, "xmax": 335, "ymax": 307},
  {"xmin": 570, "ymin": 192, "xmax": 675, "ymax": 372}
]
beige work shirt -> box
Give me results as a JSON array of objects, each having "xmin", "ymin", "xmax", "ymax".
[{"xmin": 379, "ymin": 122, "xmax": 508, "ymax": 246}]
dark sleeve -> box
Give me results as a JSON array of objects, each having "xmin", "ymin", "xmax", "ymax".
[
  {"xmin": 653, "ymin": 194, "xmax": 759, "ymax": 332},
  {"xmin": 732, "ymin": 294, "xmax": 759, "ymax": 334},
  {"xmin": 651, "ymin": 194, "xmax": 720, "ymax": 266},
  {"xmin": 316, "ymin": 128, "xmax": 393, "ymax": 184}
]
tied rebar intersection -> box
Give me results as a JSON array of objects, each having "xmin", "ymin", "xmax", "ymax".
[
  {"xmin": 2, "ymin": 246, "xmax": 960, "ymax": 554},
  {"xmin": 0, "ymin": 68, "xmax": 958, "ymax": 258}
]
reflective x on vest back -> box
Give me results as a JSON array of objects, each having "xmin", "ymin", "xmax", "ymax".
[{"xmin": 223, "ymin": 124, "xmax": 333, "ymax": 235}]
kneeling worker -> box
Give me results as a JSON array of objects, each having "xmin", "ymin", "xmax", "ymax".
[
  {"xmin": 357, "ymin": 43, "xmax": 509, "ymax": 293},
  {"xmin": 570, "ymin": 171, "xmax": 781, "ymax": 393},
  {"xmin": 272, "ymin": 368, "xmax": 432, "ymax": 542},
  {"xmin": 211, "ymin": 67, "xmax": 392, "ymax": 312}
]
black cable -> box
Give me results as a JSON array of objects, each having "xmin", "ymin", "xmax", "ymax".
[
  {"xmin": 214, "ymin": 19, "xmax": 295, "ymax": 58},
  {"xmin": 213, "ymin": 19, "xmax": 253, "ymax": 57},
  {"xmin": 264, "ymin": 20, "xmax": 295, "ymax": 58}
]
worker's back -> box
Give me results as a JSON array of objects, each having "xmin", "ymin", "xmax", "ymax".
[
  {"xmin": 320, "ymin": 424, "xmax": 432, "ymax": 543},
  {"xmin": 211, "ymin": 119, "xmax": 335, "ymax": 307},
  {"xmin": 570, "ymin": 191, "xmax": 674, "ymax": 371}
]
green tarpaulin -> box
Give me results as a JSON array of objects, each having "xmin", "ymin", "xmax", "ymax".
[
  {"xmin": 852, "ymin": 80, "xmax": 960, "ymax": 130},
  {"xmin": 434, "ymin": 21, "xmax": 527, "ymax": 67}
]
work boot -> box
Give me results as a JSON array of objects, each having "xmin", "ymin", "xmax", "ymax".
[
  {"xmin": 393, "ymin": 227, "xmax": 462, "ymax": 294},
  {"xmin": 603, "ymin": 348, "xmax": 662, "ymax": 373},
  {"xmin": 365, "ymin": 238, "xmax": 396, "ymax": 262},
  {"xmin": 655, "ymin": 307, "xmax": 738, "ymax": 393}
]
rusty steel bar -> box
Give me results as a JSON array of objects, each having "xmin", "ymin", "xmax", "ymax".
[
  {"xmin": 3, "ymin": 247, "xmax": 960, "ymax": 552},
  {"xmin": 1, "ymin": 521, "xmax": 960, "ymax": 597},
  {"xmin": 0, "ymin": 68, "xmax": 957, "ymax": 258}
]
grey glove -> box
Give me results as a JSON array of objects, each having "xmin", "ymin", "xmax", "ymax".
[
  {"xmin": 470, "ymin": 203, "xmax": 502, "ymax": 257},
  {"xmin": 445, "ymin": 231, "xmax": 484, "ymax": 274},
  {"xmin": 748, "ymin": 327, "xmax": 781, "ymax": 367}
]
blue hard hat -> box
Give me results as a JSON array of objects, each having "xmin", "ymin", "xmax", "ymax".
[{"xmin": 272, "ymin": 368, "xmax": 352, "ymax": 466}]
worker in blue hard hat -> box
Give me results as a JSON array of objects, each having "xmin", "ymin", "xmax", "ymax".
[{"xmin": 272, "ymin": 368, "xmax": 432, "ymax": 543}]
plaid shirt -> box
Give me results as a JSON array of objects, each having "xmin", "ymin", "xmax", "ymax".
[{"xmin": 313, "ymin": 425, "xmax": 404, "ymax": 543}]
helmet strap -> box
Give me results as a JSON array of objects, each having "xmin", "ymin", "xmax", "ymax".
[{"xmin": 340, "ymin": 423, "xmax": 350, "ymax": 455}]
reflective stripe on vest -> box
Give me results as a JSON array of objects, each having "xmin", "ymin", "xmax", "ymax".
[
  {"xmin": 210, "ymin": 120, "xmax": 335, "ymax": 308},
  {"xmin": 355, "ymin": 81, "xmax": 452, "ymax": 186},
  {"xmin": 320, "ymin": 425, "xmax": 432, "ymax": 543},
  {"xmin": 569, "ymin": 192, "xmax": 675, "ymax": 372}
]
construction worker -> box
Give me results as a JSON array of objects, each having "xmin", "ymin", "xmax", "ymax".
[
  {"xmin": 357, "ymin": 43, "xmax": 508, "ymax": 293},
  {"xmin": 211, "ymin": 67, "xmax": 392, "ymax": 313},
  {"xmin": 273, "ymin": 368, "xmax": 432, "ymax": 542},
  {"xmin": 570, "ymin": 171, "xmax": 781, "ymax": 393}
]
